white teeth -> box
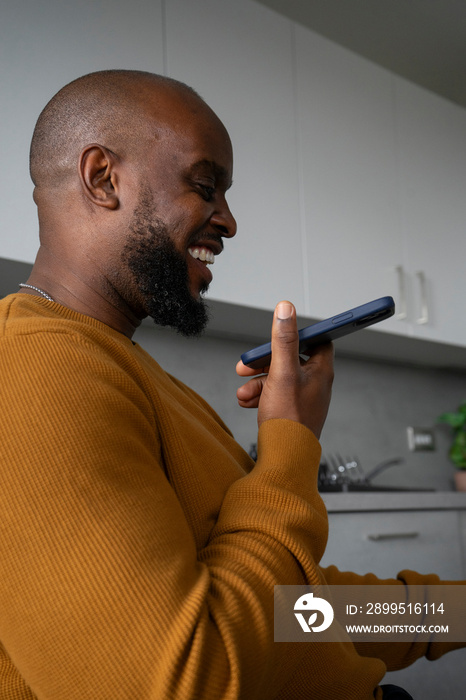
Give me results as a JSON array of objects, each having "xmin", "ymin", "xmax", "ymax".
[{"xmin": 188, "ymin": 247, "xmax": 215, "ymax": 264}]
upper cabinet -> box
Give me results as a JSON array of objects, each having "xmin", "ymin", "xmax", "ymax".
[
  {"xmin": 395, "ymin": 79, "xmax": 466, "ymax": 347},
  {"xmin": 295, "ymin": 26, "xmax": 406, "ymax": 335},
  {"xmin": 295, "ymin": 24, "xmax": 466, "ymax": 347},
  {"xmin": 165, "ymin": 0, "xmax": 306, "ymax": 315},
  {"xmin": 2, "ymin": 0, "xmax": 465, "ymax": 356}
]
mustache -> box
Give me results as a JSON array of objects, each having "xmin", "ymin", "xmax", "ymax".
[{"xmin": 188, "ymin": 232, "xmax": 224, "ymax": 253}]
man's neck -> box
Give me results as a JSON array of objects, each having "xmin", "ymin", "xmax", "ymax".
[{"xmin": 21, "ymin": 246, "xmax": 144, "ymax": 339}]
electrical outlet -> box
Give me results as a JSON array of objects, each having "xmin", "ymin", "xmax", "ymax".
[{"xmin": 407, "ymin": 427, "xmax": 436, "ymax": 452}]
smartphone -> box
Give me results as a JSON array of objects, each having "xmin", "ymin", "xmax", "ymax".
[{"xmin": 240, "ymin": 296, "xmax": 395, "ymax": 369}]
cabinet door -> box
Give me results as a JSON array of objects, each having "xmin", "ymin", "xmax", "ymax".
[
  {"xmin": 395, "ymin": 78, "xmax": 466, "ymax": 347},
  {"xmin": 320, "ymin": 510, "xmax": 464, "ymax": 579},
  {"xmin": 295, "ymin": 26, "xmax": 407, "ymax": 334},
  {"xmin": 0, "ymin": 0, "xmax": 165, "ymax": 265},
  {"xmin": 165, "ymin": 0, "xmax": 305, "ymax": 314}
]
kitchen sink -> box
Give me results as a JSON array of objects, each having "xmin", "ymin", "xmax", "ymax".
[{"xmin": 318, "ymin": 456, "xmax": 435, "ymax": 493}]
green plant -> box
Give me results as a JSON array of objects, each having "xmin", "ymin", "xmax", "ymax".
[{"xmin": 437, "ymin": 401, "xmax": 466, "ymax": 469}]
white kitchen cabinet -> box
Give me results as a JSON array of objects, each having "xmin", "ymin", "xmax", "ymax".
[
  {"xmin": 294, "ymin": 25, "xmax": 407, "ymax": 334},
  {"xmin": 295, "ymin": 24, "xmax": 466, "ymax": 348},
  {"xmin": 395, "ymin": 78, "xmax": 466, "ymax": 347},
  {"xmin": 165, "ymin": 0, "xmax": 306, "ymax": 314}
]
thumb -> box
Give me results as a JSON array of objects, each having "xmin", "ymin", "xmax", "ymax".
[{"xmin": 269, "ymin": 301, "xmax": 300, "ymax": 375}]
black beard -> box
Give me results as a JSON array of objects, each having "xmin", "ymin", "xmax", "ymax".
[{"xmin": 124, "ymin": 194, "xmax": 210, "ymax": 337}]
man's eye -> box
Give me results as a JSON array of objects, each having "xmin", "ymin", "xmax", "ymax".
[{"xmin": 199, "ymin": 184, "xmax": 215, "ymax": 201}]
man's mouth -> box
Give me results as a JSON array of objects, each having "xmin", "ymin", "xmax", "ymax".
[{"xmin": 188, "ymin": 246, "xmax": 216, "ymax": 265}]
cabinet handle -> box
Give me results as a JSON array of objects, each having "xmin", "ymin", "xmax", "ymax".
[
  {"xmin": 367, "ymin": 532, "xmax": 419, "ymax": 541},
  {"xmin": 395, "ymin": 265, "xmax": 407, "ymax": 320},
  {"xmin": 416, "ymin": 271, "xmax": 429, "ymax": 324}
]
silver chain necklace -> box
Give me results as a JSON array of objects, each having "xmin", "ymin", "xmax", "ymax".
[{"xmin": 19, "ymin": 283, "xmax": 55, "ymax": 302}]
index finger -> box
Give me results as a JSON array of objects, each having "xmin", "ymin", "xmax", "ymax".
[{"xmin": 236, "ymin": 359, "xmax": 269, "ymax": 377}]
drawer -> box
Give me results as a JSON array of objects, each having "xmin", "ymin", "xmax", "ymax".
[{"xmin": 320, "ymin": 510, "xmax": 464, "ymax": 579}]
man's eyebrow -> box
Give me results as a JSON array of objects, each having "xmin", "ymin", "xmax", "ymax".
[{"xmin": 189, "ymin": 160, "xmax": 233, "ymax": 189}]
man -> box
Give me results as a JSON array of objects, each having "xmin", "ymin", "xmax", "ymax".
[{"xmin": 0, "ymin": 70, "xmax": 462, "ymax": 699}]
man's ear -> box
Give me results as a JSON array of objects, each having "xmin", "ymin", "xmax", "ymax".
[{"xmin": 78, "ymin": 144, "xmax": 120, "ymax": 210}]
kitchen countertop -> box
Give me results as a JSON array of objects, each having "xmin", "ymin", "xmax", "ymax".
[{"xmin": 320, "ymin": 490, "xmax": 466, "ymax": 513}]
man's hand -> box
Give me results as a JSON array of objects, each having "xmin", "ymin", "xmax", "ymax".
[{"xmin": 236, "ymin": 301, "xmax": 334, "ymax": 439}]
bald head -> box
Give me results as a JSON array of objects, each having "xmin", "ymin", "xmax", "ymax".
[{"xmin": 29, "ymin": 70, "xmax": 203, "ymax": 190}]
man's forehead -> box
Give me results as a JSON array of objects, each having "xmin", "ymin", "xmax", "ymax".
[
  {"xmin": 137, "ymin": 87, "xmax": 233, "ymax": 176},
  {"xmin": 141, "ymin": 84, "xmax": 228, "ymax": 138},
  {"xmin": 147, "ymin": 113, "xmax": 233, "ymax": 173}
]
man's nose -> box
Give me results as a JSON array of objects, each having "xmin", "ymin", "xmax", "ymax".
[{"xmin": 210, "ymin": 198, "xmax": 237, "ymax": 238}]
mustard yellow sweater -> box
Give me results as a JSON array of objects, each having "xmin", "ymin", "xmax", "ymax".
[{"xmin": 0, "ymin": 294, "xmax": 463, "ymax": 699}]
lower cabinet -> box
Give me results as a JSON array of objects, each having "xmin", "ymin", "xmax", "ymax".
[{"xmin": 320, "ymin": 508, "xmax": 466, "ymax": 699}]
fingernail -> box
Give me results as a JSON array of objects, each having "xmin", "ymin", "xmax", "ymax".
[{"xmin": 276, "ymin": 302, "xmax": 293, "ymax": 320}]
